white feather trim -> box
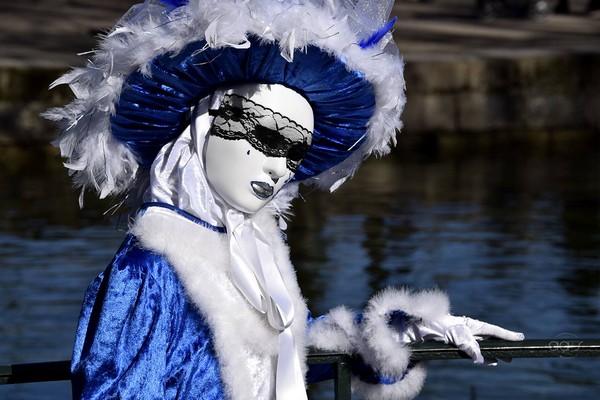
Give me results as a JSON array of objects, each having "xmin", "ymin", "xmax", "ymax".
[
  {"xmin": 352, "ymin": 362, "xmax": 427, "ymax": 400},
  {"xmin": 306, "ymin": 306, "xmax": 360, "ymax": 353},
  {"xmin": 129, "ymin": 205, "xmax": 308, "ymax": 400},
  {"xmin": 365, "ymin": 287, "xmax": 451, "ymax": 322},
  {"xmin": 45, "ymin": 0, "xmax": 405, "ymax": 203}
]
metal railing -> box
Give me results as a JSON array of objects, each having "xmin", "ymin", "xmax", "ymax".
[
  {"xmin": 2, "ymin": 340, "xmax": 599, "ymax": 399},
  {"xmin": 307, "ymin": 350, "xmax": 353, "ymax": 400}
]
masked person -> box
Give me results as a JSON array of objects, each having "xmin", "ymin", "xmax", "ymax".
[{"xmin": 45, "ymin": 1, "xmax": 524, "ymax": 399}]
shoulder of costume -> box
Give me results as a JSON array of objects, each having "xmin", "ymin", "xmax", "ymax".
[{"xmin": 128, "ymin": 201, "xmax": 308, "ymax": 399}]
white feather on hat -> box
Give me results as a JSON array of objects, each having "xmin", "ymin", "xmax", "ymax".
[{"xmin": 44, "ymin": 0, "xmax": 405, "ymax": 205}]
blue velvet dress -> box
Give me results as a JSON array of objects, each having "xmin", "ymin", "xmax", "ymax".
[{"xmin": 71, "ymin": 234, "xmax": 227, "ymax": 399}]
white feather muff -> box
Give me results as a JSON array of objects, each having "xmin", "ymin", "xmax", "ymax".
[
  {"xmin": 44, "ymin": 0, "xmax": 405, "ymax": 202},
  {"xmin": 361, "ymin": 287, "xmax": 449, "ymax": 376},
  {"xmin": 306, "ymin": 287, "xmax": 451, "ymax": 399}
]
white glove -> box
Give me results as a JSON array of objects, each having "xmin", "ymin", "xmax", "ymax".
[{"xmin": 395, "ymin": 314, "xmax": 525, "ymax": 365}]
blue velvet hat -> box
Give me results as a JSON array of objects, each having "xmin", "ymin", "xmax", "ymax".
[{"xmin": 45, "ymin": 0, "xmax": 405, "ymax": 200}]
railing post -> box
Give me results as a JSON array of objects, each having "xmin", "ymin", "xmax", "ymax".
[
  {"xmin": 334, "ymin": 357, "xmax": 351, "ymax": 400},
  {"xmin": 307, "ymin": 350, "xmax": 353, "ymax": 400}
]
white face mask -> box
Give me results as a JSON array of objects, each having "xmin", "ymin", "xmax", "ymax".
[{"xmin": 203, "ymin": 84, "xmax": 314, "ymax": 214}]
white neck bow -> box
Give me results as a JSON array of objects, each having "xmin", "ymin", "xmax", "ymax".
[{"xmin": 225, "ymin": 209, "xmax": 307, "ymax": 400}]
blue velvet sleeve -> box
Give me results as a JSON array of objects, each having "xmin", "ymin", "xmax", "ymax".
[{"xmin": 71, "ymin": 235, "xmax": 226, "ymax": 400}]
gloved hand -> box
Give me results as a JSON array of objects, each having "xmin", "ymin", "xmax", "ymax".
[{"xmin": 391, "ymin": 313, "xmax": 525, "ymax": 365}]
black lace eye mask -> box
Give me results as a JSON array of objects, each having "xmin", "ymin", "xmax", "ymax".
[{"xmin": 209, "ymin": 94, "xmax": 312, "ymax": 172}]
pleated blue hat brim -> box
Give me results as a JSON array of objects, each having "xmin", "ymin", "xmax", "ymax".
[{"xmin": 111, "ymin": 36, "xmax": 376, "ymax": 182}]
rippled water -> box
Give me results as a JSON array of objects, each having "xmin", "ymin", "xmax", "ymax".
[{"xmin": 0, "ymin": 137, "xmax": 598, "ymax": 399}]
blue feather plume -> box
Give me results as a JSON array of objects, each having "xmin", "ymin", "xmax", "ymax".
[
  {"xmin": 358, "ymin": 16, "xmax": 397, "ymax": 49},
  {"xmin": 158, "ymin": 0, "xmax": 189, "ymax": 9}
]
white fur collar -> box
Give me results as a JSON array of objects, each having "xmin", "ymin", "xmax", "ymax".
[{"xmin": 130, "ymin": 205, "xmax": 308, "ymax": 400}]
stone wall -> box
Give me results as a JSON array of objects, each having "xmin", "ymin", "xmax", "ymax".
[
  {"xmin": 0, "ymin": 67, "xmax": 71, "ymax": 144},
  {"xmin": 403, "ymin": 52, "xmax": 599, "ymax": 135}
]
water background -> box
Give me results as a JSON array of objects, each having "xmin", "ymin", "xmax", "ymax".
[{"xmin": 0, "ymin": 134, "xmax": 598, "ymax": 399}]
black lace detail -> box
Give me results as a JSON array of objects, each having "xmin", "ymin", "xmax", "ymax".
[{"xmin": 209, "ymin": 94, "xmax": 312, "ymax": 172}]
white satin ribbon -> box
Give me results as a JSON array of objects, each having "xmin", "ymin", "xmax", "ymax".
[
  {"xmin": 225, "ymin": 209, "xmax": 307, "ymax": 400},
  {"xmin": 145, "ymin": 95, "xmax": 224, "ymax": 227}
]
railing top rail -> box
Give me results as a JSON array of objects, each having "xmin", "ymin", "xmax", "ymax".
[{"xmin": 2, "ymin": 339, "xmax": 599, "ymax": 385}]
